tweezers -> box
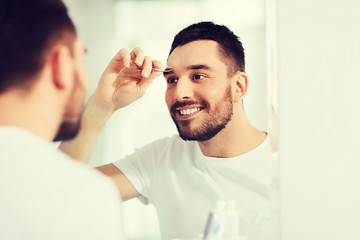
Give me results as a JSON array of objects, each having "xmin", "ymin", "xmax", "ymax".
[{"xmin": 135, "ymin": 67, "xmax": 172, "ymax": 73}]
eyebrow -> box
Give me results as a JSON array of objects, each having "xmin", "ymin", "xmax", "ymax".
[
  {"xmin": 163, "ymin": 64, "xmax": 212, "ymax": 76},
  {"xmin": 187, "ymin": 64, "xmax": 211, "ymax": 71}
]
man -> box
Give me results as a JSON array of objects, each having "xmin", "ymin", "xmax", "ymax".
[
  {"xmin": 0, "ymin": 0, "xmax": 161, "ymax": 239},
  {"xmin": 60, "ymin": 22, "xmax": 278, "ymax": 240}
]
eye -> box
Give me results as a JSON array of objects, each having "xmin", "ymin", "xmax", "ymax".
[
  {"xmin": 166, "ymin": 77, "xmax": 178, "ymax": 84},
  {"xmin": 192, "ymin": 74, "xmax": 205, "ymax": 80}
]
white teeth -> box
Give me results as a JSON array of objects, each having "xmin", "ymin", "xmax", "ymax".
[{"xmin": 179, "ymin": 108, "xmax": 200, "ymax": 115}]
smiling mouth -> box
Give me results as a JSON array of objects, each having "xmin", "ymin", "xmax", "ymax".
[
  {"xmin": 179, "ymin": 107, "xmax": 202, "ymax": 115},
  {"xmin": 171, "ymin": 100, "xmax": 207, "ymax": 120},
  {"xmin": 175, "ymin": 107, "xmax": 204, "ymax": 120}
]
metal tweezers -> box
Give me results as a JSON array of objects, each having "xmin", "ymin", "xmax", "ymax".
[{"xmin": 135, "ymin": 67, "xmax": 172, "ymax": 73}]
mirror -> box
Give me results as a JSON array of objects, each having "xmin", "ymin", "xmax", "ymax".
[{"xmin": 64, "ymin": 0, "xmax": 277, "ymax": 239}]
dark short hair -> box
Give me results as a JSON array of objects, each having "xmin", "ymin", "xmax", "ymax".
[
  {"xmin": 0, "ymin": 0, "xmax": 76, "ymax": 93},
  {"xmin": 169, "ymin": 21, "xmax": 245, "ymax": 75}
]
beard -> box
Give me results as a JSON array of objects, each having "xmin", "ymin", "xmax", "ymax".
[
  {"xmin": 53, "ymin": 70, "xmax": 85, "ymax": 142},
  {"xmin": 53, "ymin": 117, "xmax": 82, "ymax": 142},
  {"xmin": 170, "ymin": 86, "xmax": 233, "ymax": 142}
]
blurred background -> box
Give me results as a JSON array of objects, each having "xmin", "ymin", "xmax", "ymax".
[{"xmin": 63, "ymin": 0, "xmax": 360, "ymax": 240}]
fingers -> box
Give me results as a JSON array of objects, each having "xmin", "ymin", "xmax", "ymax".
[
  {"xmin": 130, "ymin": 47, "xmax": 145, "ymax": 67},
  {"xmin": 138, "ymin": 59, "xmax": 163, "ymax": 95},
  {"xmin": 141, "ymin": 56, "xmax": 153, "ymax": 78},
  {"xmin": 105, "ymin": 48, "xmax": 131, "ymax": 75},
  {"xmin": 112, "ymin": 46, "xmax": 163, "ymax": 91},
  {"xmin": 131, "ymin": 48, "xmax": 160, "ymax": 78},
  {"xmin": 116, "ymin": 48, "xmax": 131, "ymax": 68},
  {"xmin": 111, "ymin": 47, "xmax": 163, "ymax": 75},
  {"xmin": 138, "ymin": 71, "xmax": 162, "ymax": 94},
  {"xmin": 152, "ymin": 60, "xmax": 163, "ymax": 69}
]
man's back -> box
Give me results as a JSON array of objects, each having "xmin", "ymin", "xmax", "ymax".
[{"xmin": 0, "ymin": 127, "xmax": 122, "ymax": 239}]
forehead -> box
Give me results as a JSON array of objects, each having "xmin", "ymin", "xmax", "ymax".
[{"xmin": 167, "ymin": 40, "xmax": 225, "ymax": 68}]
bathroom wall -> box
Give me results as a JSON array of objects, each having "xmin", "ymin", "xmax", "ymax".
[{"xmin": 276, "ymin": 0, "xmax": 360, "ymax": 239}]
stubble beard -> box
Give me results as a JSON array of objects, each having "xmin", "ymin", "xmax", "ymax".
[
  {"xmin": 53, "ymin": 119, "xmax": 82, "ymax": 142},
  {"xmin": 53, "ymin": 72, "xmax": 84, "ymax": 142},
  {"xmin": 171, "ymin": 86, "xmax": 233, "ymax": 142}
]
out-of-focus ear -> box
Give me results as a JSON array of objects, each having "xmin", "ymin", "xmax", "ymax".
[
  {"xmin": 232, "ymin": 71, "xmax": 248, "ymax": 103},
  {"xmin": 50, "ymin": 45, "xmax": 72, "ymax": 90}
]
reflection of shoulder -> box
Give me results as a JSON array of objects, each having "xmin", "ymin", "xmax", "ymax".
[
  {"xmin": 140, "ymin": 134, "xmax": 191, "ymax": 154},
  {"xmin": 134, "ymin": 134, "xmax": 196, "ymax": 164}
]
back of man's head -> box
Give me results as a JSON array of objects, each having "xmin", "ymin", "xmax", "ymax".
[
  {"xmin": 169, "ymin": 21, "xmax": 245, "ymax": 75},
  {"xmin": 0, "ymin": 0, "xmax": 76, "ymax": 94}
]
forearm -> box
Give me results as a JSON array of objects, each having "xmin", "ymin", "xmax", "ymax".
[
  {"xmin": 59, "ymin": 47, "xmax": 162, "ymax": 163},
  {"xmin": 59, "ymin": 93, "xmax": 115, "ymax": 163}
]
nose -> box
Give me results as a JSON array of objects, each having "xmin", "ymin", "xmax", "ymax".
[{"xmin": 173, "ymin": 78, "xmax": 194, "ymax": 101}]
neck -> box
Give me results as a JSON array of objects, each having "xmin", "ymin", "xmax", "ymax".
[
  {"xmin": 198, "ymin": 107, "xmax": 267, "ymax": 158},
  {"xmin": 0, "ymin": 87, "xmax": 62, "ymax": 141}
]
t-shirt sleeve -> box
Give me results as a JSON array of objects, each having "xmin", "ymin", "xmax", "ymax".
[
  {"xmin": 113, "ymin": 151, "xmax": 151, "ymax": 204},
  {"xmin": 112, "ymin": 136, "xmax": 173, "ymax": 204}
]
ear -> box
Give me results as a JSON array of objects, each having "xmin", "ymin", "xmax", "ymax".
[
  {"xmin": 50, "ymin": 45, "xmax": 73, "ymax": 90},
  {"xmin": 232, "ymin": 71, "xmax": 248, "ymax": 103}
]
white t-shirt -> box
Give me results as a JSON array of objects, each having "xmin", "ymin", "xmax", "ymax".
[
  {"xmin": 0, "ymin": 126, "xmax": 123, "ymax": 240},
  {"xmin": 114, "ymin": 134, "xmax": 278, "ymax": 240}
]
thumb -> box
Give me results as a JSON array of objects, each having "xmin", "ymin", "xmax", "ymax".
[{"xmin": 138, "ymin": 71, "xmax": 162, "ymax": 96}]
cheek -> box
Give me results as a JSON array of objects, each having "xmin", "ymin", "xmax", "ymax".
[
  {"xmin": 200, "ymin": 88, "xmax": 219, "ymax": 101},
  {"xmin": 206, "ymin": 86, "xmax": 231, "ymax": 104},
  {"xmin": 79, "ymin": 67, "xmax": 89, "ymax": 90}
]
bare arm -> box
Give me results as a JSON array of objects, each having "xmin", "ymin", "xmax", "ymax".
[
  {"xmin": 59, "ymin": 47, "xmax": 162, "ymax": 200},
  {"xmin": 97, "ymin": 164, "xmax": 140, "ymax": 201},
  {"xmin": 58, "ymin": 94, "xmax": 114, "ymax": 163}
]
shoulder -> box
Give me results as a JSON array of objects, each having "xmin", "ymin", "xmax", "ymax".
[
  {"xmin": 132, "ymin": 134, "xmax": 195, "ymax": 160},
  {"xmin": 143, "ymin": 134, "xmax": 184, "ymax": 148},
  {"xmin": 115, "ymin": 134, "xmax": 196, "ymax": 173},
  {"xmin": 0, "ymin": 126, "xmax": 119, "ymax": 200},
  {"xmin": 0, "ymin": 128, "xmax": 122, "ymax": 238},
  {"xmin": 132, "ymin": 134, "xmax": 185, "ymax": 154}
]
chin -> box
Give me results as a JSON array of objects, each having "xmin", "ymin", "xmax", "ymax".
[{"xmin": 177, "ymin": 126, "xmax": 219, "ymax": 142}]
